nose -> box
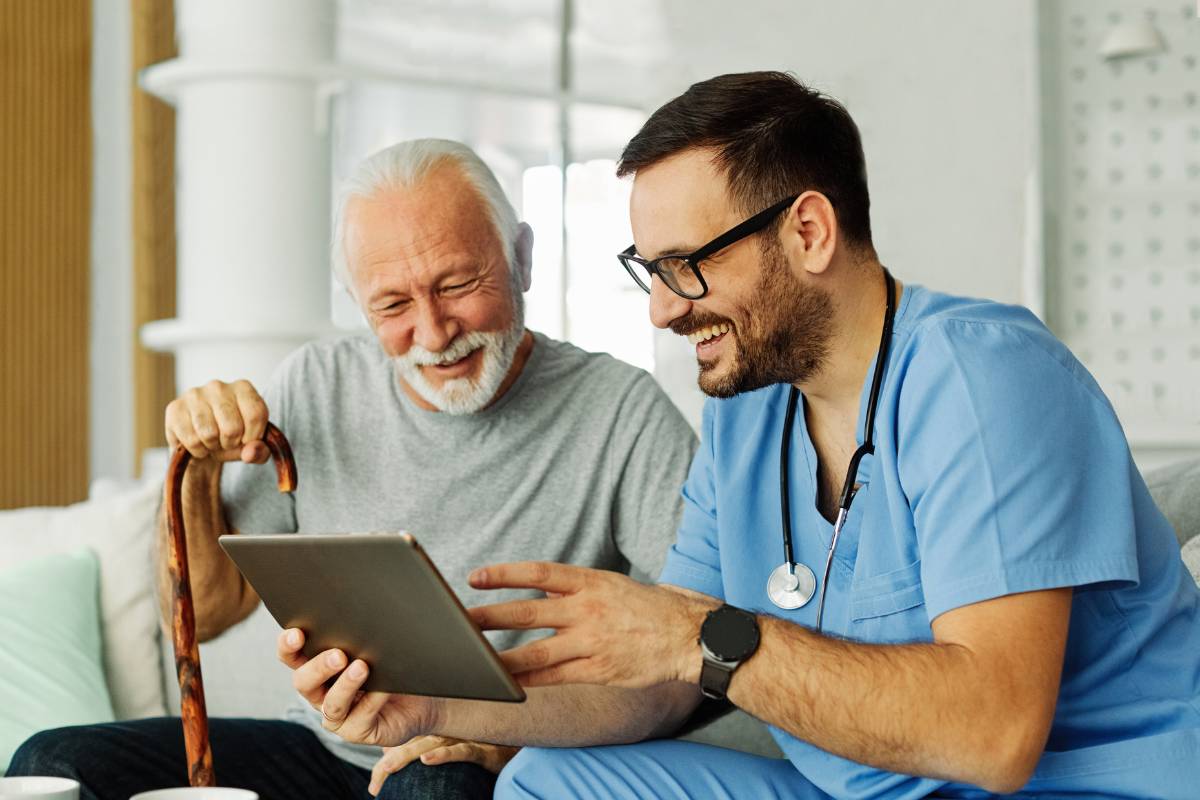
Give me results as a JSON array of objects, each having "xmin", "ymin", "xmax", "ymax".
[
  {"xmin": 412, "ymin": 298, "xmax": 459, "ymax": 353},
  {"xmin": 648, "ymin": 275, "xmax": 693, "ymax": 330}
]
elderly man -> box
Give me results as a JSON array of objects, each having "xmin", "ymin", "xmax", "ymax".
[
  {"xmin": 8, "ymin": 139, "xmax": 696, "ymax": 799},
  {"xmin": 292, "ymin": 72, "xmax": 1200, "ymax": 799}
]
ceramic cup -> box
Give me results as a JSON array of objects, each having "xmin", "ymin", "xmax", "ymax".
[
  {"xmin": 129, "ymin": 791, "xmax": 258, "ymax": 800},
  {"xmin": 0, "ymin": 776, "xmax": 80, "ymax": 800}
]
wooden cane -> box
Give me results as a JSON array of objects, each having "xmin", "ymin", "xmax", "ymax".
[{"xmin": 164, "ymin": 423, "xmax": 298, "ymax": 787}]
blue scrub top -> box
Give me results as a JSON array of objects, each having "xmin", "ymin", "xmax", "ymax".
[{"xmin": 659, "ymin": 285, "xmax": 1200, "ymax": 799}]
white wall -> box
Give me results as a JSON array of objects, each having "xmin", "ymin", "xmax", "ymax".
[
  {"xmin": 658, "ymin": 0, "xmax": 1040, "ymax": 303},
  {"xmin": 1039, "ymin": 0, "xmax": 1200, "ymax": 471},
  {"xmin": 87, "ymin": 1, "xmax": 1192, "ymax": 483},
  {"xmin": 90, "ymin": 0, "xmax": 135, "ymax": 484},
  {"xmin": 85, "ymin": 0, "xmax": 1048, "ymax": 475},
  {"xmin": 651, "ymin": 0, "xmax": 1042, "ymax": 428}
]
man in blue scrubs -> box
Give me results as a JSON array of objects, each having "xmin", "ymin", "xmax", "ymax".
[{"xmin": 282, "ymin": 72, "xmax": 1200, "ymax": 798}]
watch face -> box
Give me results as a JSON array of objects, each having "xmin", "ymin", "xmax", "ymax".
[{"xmin": 701, "ymin": 605, "xmax": 760, "ymax": 661}]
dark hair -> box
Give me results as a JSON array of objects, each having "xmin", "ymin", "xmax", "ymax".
[{"xmin": 617, "ymin": 71, "xmax": 873, "ymax": 249}]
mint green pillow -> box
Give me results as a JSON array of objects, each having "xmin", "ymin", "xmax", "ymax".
[{"xmin": 0, "ymin": 550, "xmax": 115, "ymax": 774}]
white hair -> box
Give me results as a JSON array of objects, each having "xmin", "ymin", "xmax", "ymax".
[{"xmin": 330, "ymin": 138, "xmax": 521, "ymax": 294}]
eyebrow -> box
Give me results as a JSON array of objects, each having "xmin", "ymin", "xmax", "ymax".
[{"xmin": 642, "ymin": 243, "xmax": 698, "ymax": 260}]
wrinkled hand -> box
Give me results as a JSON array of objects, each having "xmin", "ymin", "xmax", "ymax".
[
  {"xmin": 368, "ymin": 736, "xmax": 520, "ymax": 796},
  {"xmin": 468, "ymin": 562, "xmax": 719, "ymax": 689},
  {"xmin": 164, "ymin": 379, "xmax": 272, "ymax": 463},
  {"xmin": 276, "ymin": 628, "xmax": 442, "ymax": 748}
]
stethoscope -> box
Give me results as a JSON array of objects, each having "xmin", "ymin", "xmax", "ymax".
[{"xmin": 766, "ymin": 268, "xmax": 896, "ymax": 631}]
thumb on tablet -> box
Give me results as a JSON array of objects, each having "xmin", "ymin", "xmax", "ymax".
[{"xmin": 277, "ymin": 628, "xmax": 307, "ymax": 668}]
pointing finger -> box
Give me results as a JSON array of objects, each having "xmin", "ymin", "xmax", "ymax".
[{"xmin": 468, "ymin": 561, "xmax": 588, "ymax": 594}]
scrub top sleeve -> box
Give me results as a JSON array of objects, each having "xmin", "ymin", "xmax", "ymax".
[
  {"xmin": 658, "ymin": 400, "xmax": 726, "ymax": 601},
  {"xmin": 899, "ymin": 320, "xmax": 1139, "ymax": 622}
]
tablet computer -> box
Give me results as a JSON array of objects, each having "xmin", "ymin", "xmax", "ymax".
[{"xmin": 218, "ymin": 532, "xmax": 525, "ymax": 703}]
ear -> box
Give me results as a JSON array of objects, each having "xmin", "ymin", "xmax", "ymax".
[
  {"xmin": 779, "ymin": 191, "xmax": 838, "ymax": 276},
  {"xmin": 513, "ymin": 222, "xmax": 534, "ymax": 292}
]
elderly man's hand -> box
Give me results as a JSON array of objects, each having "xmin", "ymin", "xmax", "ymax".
[
  {"xmin": 468, "ymin": 562, "xmax": 720, "ymax": 689},
  {"xmin": 164, "ymin": 379, "xmax": 273, "ymax": 463},
  {"xmin": 368, "ymin": 737, "xmax": 520, "ymax": 796},
  {"xmin": 276, "ymin": 628, "xmax": 442, "ymax": 748}
]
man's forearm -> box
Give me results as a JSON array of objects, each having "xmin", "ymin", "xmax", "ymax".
[
  {"xmin": 729, "ymin": 619, "xmax": 974, "ymax": 777},
  {"xmin": 434, "ymin": 681, "xmax": 698, "ymax": 748},
  {"xmin": 723, "ymin": 613, "xmax": 1054, "ymax": 793},
  {"xmin": 155, "ymin": 459, "xmax": 256, "ymax": 641}
]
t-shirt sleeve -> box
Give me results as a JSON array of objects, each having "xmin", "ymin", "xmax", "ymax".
[
  {"xmin": 899, "ymin": 320, "xmax": 1139, "ymax": 622},
  {"xmin": 220, "ymin": 358, "xmax": 299, "ymax": 535},
  {"xmin": 657, "ymin": 399, "xmax": 725, "ymax": 600},
  {"xmin": 609, "ymin": 371, "xmax": 698, "ymax": 582}
]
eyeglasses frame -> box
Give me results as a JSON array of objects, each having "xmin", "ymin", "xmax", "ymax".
[{"xmin": 617, "ymin": 194, "xmax": 800, "ymax": 300}]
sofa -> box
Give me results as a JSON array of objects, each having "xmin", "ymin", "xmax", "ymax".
[{"xmin": 2, "ymin": 459, "xmax": 1199, "ymax": 773}]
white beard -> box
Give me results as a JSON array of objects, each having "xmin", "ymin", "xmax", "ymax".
[{"xmin": 393, "ymin": 310, "xmax": 525, "ymax": 415}]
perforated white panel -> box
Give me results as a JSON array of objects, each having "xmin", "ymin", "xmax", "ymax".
[{"xmin": 1045, "ymin": 1, "xmax": 1200, "ymax": 450}]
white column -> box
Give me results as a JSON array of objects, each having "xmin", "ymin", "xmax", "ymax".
[
  {"xmin": 91, "ymin": 0, "xmax": 135, "ymax": 483},
  {"xmin": 139, "ymin": 0, "xmax": 340, "ymax": 393}
]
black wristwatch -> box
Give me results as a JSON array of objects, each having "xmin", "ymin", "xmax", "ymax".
[{"xmin": 698, "ymin": 604, "xmax": 760, "ymax": 700}]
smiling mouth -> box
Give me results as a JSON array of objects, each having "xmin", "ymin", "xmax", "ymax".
[
  {"xmin": 686, "ymin": 323, "xmax": 731, "ymax": 346},
  {"xmin": 426, "ymin": 349, "xmax": 479, "ymax": 370}
]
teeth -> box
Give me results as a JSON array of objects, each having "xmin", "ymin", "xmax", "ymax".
[{"xmin": 687, "ymin": 324, "xmax": 731, "ymax": 345}]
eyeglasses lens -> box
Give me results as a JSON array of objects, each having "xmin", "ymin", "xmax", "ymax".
[{"xmin": 657, "ymin": 257, "xmax": 701, "ymax": 297}]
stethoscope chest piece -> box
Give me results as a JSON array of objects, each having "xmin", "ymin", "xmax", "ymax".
[{"xmin": 767, "ymin": 561, "xmax": 817, "ymax": 610}]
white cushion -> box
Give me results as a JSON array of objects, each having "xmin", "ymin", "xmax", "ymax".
[
  {"xmin": 161, "ymin": 602, "xmax": 297, "ymax": 720},
  {"xmin": 0, "ymin": 481, "xmax": 166, "ymax": 720}
]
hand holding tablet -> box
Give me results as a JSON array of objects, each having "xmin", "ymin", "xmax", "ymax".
[
  {"xmin": 275, "ymin": 625, "xmax": 444, "ymax": 749},
  {"xmin": 219, "ymin": 533, "xmax": 524, "ymax": 702}
]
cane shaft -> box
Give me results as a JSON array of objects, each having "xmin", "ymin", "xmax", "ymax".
[
  {"xmin": 165, "ymin": 422, "xmax": 297, "ymax": 787},
  {"xmin": 165, "ymin": 445, "xmax": 215, "ymax": 786}
]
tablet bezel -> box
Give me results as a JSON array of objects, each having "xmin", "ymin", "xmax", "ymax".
[{"xmin": 218, "ymin": 532, "xmax": 525, "ymax": 703}]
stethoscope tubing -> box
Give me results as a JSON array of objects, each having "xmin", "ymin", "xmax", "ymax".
[{"xmin": 776, "ymin": 268, "xmax": 897, "ymax": 630}]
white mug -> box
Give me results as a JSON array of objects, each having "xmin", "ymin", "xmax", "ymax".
[
  {"xmin": 0, "ymin": 776, "xmax": 80, "ymax": 800},
  {"xmin": 129, "ymin": 791, "xmax": 258, "ymax": 800}
]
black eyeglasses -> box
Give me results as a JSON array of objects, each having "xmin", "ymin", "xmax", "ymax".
[{"xmin": 617, "ymin": 195, "xmax": 798, "ymax": 300}]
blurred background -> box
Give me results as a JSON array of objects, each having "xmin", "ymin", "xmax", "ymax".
[{"xmin": 3, "ymin": 0, "xmax": 1199, "ymax": 509}]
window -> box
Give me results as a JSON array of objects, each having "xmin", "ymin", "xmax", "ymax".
[{"xmin": 522, "ymin": 160, "xmax": 654, "ymax": 372}]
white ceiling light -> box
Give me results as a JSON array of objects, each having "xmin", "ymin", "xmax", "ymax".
[{"xmin": 1099, "ymin": 18, "xmax": 1166, "ymax": 60}]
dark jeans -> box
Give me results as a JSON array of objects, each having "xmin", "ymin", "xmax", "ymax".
[{"xmin": 7, "ymin": 717, "xmax": 497, "ymax": 800}]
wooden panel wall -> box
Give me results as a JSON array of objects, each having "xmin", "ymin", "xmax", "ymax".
[
  {"xmin": 132, "ymin": 0, "xmax": 177, "ymax": 468},
  {"xmin": 0, "ymin": 1, "xmax": 92, "ymax": 509}
]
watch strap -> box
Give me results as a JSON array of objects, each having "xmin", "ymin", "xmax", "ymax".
[{"xmin": 699, "ymin": 656, "xmax": 735, "ymax": 700}]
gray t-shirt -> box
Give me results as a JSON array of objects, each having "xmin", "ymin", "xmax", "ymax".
[{"xmin": 221, "ymin": 331, "xmax": 697, "ymax": 769}]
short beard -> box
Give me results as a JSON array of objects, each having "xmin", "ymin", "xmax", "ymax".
[
  {"xmin": 393, "ymin": 293, "xmax": 526, "ymax": 415},
  {"xmin": 672, "ymin": 236, "xmax": 833, "ymax": 398}
]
